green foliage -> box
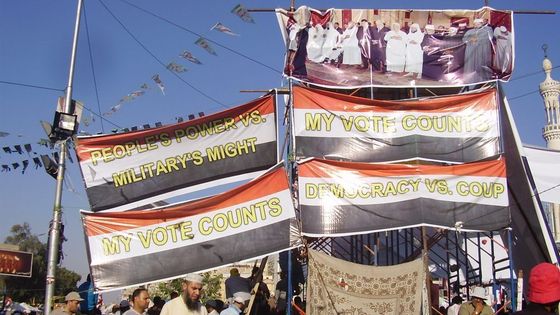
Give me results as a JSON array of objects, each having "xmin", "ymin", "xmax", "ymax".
[
  {"xmin": 152, "ymin": 278, "xmax": 183, "ymax": 300},
  {"xmin": 201, "ymin": 272, "xmax": 224, "ymax": 302},
  {"xmin": 3, "ymin": 223, "xmax": 81, "ymax": 303}
]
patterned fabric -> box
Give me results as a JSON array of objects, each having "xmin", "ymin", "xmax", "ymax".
[{"xmin": 306, "ymin": 249, "xmax": 425, "ymax": 315}]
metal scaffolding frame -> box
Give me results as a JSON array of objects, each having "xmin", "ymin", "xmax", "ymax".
[{"xmin": 306, "ymin": 227, "xmax": 515, "ymax": 307}]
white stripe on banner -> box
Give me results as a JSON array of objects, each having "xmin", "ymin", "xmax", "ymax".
[
  {"xmin": 294, "ymin": 109, "xmax": 499, "ymax": 139},
  {"xmin": 80, "ymin": 112, "xmax": 276, "ymax": 188},
  {"xmin": 87, "ymin": 189, "xmax": 295, "ymax": 265},
  {"xmin": 299, "ymin": 175, "xmax": 508, "ymax": 207}
]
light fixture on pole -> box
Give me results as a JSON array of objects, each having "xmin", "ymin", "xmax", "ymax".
[
  {"xmin": 44, "ymin": 0, "xmax": 83, "ymax": 314},
  {"xmin": 51, "ymin": 111, "xmax": 78, "ymax": 141}
]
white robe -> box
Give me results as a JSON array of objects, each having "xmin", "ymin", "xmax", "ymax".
[
  {"xmin": 306, "ymin": 25, "xmax": 325, "ymax": 63},
  {"xmin": 405, "ymin": 28, "xmax": 424, "ymax": 74},
  {"xmin": 341, "ymin": 26, "xmax": 361, "ymax": 65},
  {"xmin": 322, "ymin": 25, "xmax": 340, "ymax": 61},
  {"xmin": 384, "ymin": 30, "xmax": 407, "ymax": 72},
  {"xmin": 493, "ymin": 27, "xmax": 512, "ymax": 74}
]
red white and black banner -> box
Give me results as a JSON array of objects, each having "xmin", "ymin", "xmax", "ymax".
[
  {"xmin": 76, "ymin": 94, "xmax": 277, "ymax": 212},
  {"xmin": 298, "ymin": 158, "xmax": 509, "ymax": 237},
  {"xmin": 277, "ymin": 7, "xmax": 513, "ymax": 88},
  {"xmin": 293, "ymin": 86, "xmax": 501, "ymax": 163},
  {"xmin": 82, "ymin": 164, "xmax": 296, "ymax": 291}
]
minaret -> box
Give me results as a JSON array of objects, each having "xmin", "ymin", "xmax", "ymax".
[{"xmin": 539, "ymin": 45, "xmax": 560, "ymax": 242}]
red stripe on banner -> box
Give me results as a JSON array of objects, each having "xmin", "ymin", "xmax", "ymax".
[
  {"xmin": 298, "ymin": 158, "xmax": 506, "ymax": 179},
  {"xmin": 82, "ymin": 165, "xmax": 289, "ymax": 236},
  {"xmin": 76, "ymin": 94, "xmax": 274, "ymax": 162},
  {"xmin": 310, "ymin": 9, "xmax": 332, "ymax": 27},
  {"xmin": 293, "ymin": 86, "xmax": 497, "ymax": 112}
]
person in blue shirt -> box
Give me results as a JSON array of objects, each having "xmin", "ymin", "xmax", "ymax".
[
  {"xmin": 220, "ymin": 293, "xmax": 250, "ymax": 315},
  {"xmin": 78, "ymin": 274, "xmax": 98, "ymax": 314}
]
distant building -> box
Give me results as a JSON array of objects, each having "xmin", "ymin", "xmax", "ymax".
[{"xmin": 539, "ymin": 53, "xmax": 560, "ymax": 247}]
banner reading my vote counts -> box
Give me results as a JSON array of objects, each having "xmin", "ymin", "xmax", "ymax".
[
  {"xmin": 82, "ymin": 164, "xmax": 296, "ymax": 291},
  {"xmin": 76, "ymin": 94, "xmax": 277, "ymax": 212},
  {"xmin": 298, "ymin": 158, "xmax": 509, "ymax": 237},
  {"xmin": 293, "ymin": 86, "xmax": 501, "ymax": 163}
]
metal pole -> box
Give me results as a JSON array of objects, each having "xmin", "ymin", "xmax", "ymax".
[
  {"xmin": 507, "ymin": 228, "xmax": 517, "ymax": 312},
  {"xmin": 44, "ymin": 0, "xmax": 83, "ymax": 313},
  {"xmin": 422, "ymin": 227, "xmax": 432, "ymax": 312}
]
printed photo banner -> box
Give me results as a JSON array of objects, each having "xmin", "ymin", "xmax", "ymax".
[
  {"xmin": 298, "ymin": 158, "xmax": 509, "ymax": 237},
  {"xmin": 82, "ymin": 164, "xmax": 297, "ymax": 292},
  {"xmin": 276, "ymin": 7, "xmax": 513, "ymax": 88},
  {"xmin": 76, "ymin": 94, "xmax": 277, "ymax": 212},
  {"xmin": 307, "ymin": 249, "xmax": 424, "ymax": 315},
  {"xmin": 293, "ymin": 86, "xmax": 501, "ymax": 163}
]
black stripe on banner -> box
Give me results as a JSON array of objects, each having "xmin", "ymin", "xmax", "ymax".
[
  {"xmin": 87, "ymin": 141, "xmax": 277, "ymax": 211},
  {"xmin": 90, "ymin": 220, "xmax": 291, "ymax": 291},
  {"xmin": 295, "ymin": 136, "xmax": 500, "ymax": 163},
  {"xmin": 300, "ymin": 199, "xmax": 510, "ymax": 236}
]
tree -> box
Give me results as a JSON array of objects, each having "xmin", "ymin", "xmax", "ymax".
[{"xmin": 3, "ymin": 223, "xmax": 81, "ymax": 304}]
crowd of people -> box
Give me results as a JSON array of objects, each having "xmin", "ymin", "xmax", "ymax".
[
  {"xmin": 47, "ymin": 268, "xmax": 300, "ymax": 315},
  {"xmin": 2, "ymin": 261, "xmax": 558, "ymax": 315},
  {"xmin": 443, "ymin": 262, "xmax": 560, "ymax": 315},
  {"xmin": 286, "ymin": 16, "xmax": 513, "ymax": 84}
]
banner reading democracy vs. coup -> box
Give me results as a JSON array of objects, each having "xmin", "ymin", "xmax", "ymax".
[
  {"xmin": 76, "ymin": 94, "xmax": 277, "ymax": 212},
  {"xmin": 298, "ymin": 158, "xmax": 510, "ymax": 236}
]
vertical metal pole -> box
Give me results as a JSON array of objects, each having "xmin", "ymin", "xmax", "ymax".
[
  {"xmin": 287, "ymin": 249, "xmax": 293, "ymax": 315},
  {"xmin": 286, "ymin": 75, "xmax": 294, "ymax": 315},
  {"xmin": 422, "ymin": 227, "xmax": 432, "ymax": 313},
  {"xmin": 507, "ymin": 228, "xmax": 517, "ymax": 312},
  {"xmin": 274, "ymin": 89, "xmax": 281, "ymax": 163},
  {"xmin": 44, "ymin": 1, "xmax": 83, "ymax": 314}
]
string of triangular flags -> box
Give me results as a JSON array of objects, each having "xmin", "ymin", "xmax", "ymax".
[
  {"xmin": 100, "ymin": 4, "xmax": 254, "ymax": 117},
  {"xmin": 0, "ymin": 140, "xmax": 74, "ymax": 175},
  {"xmin": 81, "ymin": 111, "xmax": 205, "ymax": 136}
]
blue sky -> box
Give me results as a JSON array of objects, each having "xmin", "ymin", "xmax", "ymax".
[{"xmin": 0, "ymin": 0, "xmax": 559, "ymax": 299}]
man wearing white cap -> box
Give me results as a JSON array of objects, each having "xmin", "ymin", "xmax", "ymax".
[
  {"xmin": 220, "ymin": 292, "xmax": 250, "ymax": 315},
  {"xmin": 51, "ymin": 292, "xmax": 84, "ymax": 315},
  {"xmin": 458, "ymin": 286, "xmax": 493, "ymax": 315},
  {"xmin": 161, "ymin": 274, "xmax": 208, "ymax": 315}
]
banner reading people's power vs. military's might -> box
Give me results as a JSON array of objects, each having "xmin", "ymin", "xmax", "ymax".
[
  {"xmin": 293, "ymin": 86, "xmax": 500, "ymax": 163},
  {"xmin": 277, "ymin": 7, "xmax": 513, "ymax": 88},
  {"xmin": 298, "ymin": 158, "xmax": 509, "ymax": 237},
  {"xmin": 82, "ymin": 164, "xmax": 296, "ymax": 291},
  {"xmin": 76, "ymin": 95, "xmax": 277, "ymax": 212}
]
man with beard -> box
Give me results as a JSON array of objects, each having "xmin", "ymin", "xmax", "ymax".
[{"xmin": 161, "ymin": 274, "xmax": 208, "ymax": 315}]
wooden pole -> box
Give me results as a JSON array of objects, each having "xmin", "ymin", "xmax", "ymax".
[{"xmin": 422, "ymin": 227, "xmax": 433, "ymax": 313}]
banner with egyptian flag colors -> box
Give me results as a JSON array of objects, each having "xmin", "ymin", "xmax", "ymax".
[
  {"xmin": 298, "ymin": 158, "xmax": 509, "ymax": 237},
  {"xmin": 293, "ymin": 86, "xmax": 501, "ymax": 163},
  {"xmin": 276, "ymin": 6, "xmax": 513, "ymax": 88},
  {"xmin": 82, "ymin": 164, "xmax": 296, "ymax": 292},
  {"xmin": 76, "ymin": 94, "xmax": 277, "ymax": 212}
]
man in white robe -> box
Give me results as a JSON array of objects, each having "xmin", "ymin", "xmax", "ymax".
[
  {"xmin": 306, "ymin": 23, "xmax": 325, "ymax": 63},
  {"xmin": 493, "ymin": 25, "xmax": 512, "ymax": 75},
  {"xmin": 384, "ymin": 22, "xmax": 407, "ymax": 73},
  {"xmin": 321, "ymin": 22, "xmax": 341, "ymax": 63},
  {"xmin": 405, "ymin": 23, "xmax": 425, "ymax": 78},
  {"xmin": 340, "ymin": 22, "xmax": 361, "ymax": 65}
]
